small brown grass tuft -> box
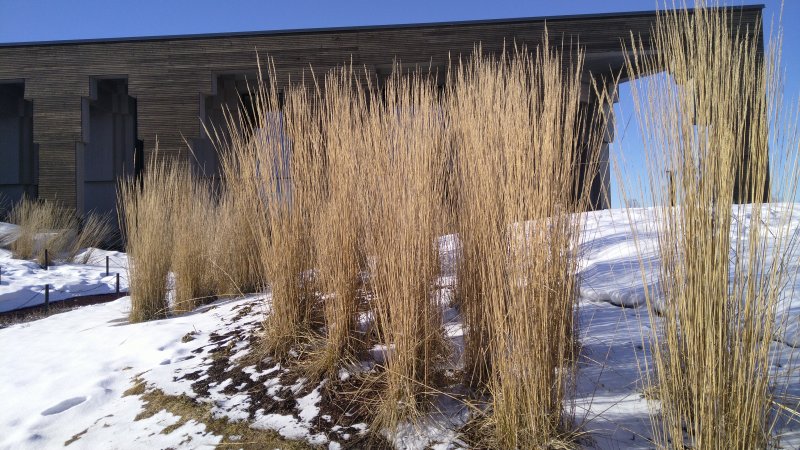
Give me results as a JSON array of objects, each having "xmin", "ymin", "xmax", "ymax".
[
  {"xmin": 68, "ymin": 213, "xmax": 114, "ymax": 264},
  {"xmin": 8, "ymin": 195, "xmax": 77, "ymax": 264}
]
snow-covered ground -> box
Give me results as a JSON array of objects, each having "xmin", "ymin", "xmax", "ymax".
[
  {"xmin": 0, "ymin": 222, "xmax": 129, "ymax": 313},
  {"xmin": 0, "ymin": 207, "xmax": 798, "ymax": 449},
  {"xmin": 0, "ymin": 248, "xmax": 129, "ymax": 313}
]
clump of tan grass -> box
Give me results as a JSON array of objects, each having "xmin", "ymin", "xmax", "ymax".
[
  {"xmin": 209, "ymin": 190, "xmax": 265, "ymax": 297},
  {"xmin": 8, "ymin": 196, "xmax": 75, "ymax": 264},
  {"xmin": 118, "ymin": 153, "xmax": 178, "ymax": 323},
  {"xmin": 358, "ymin": 67, "xmax": 448, "ymax": 431},
  {"xmin": 171, "ymin": 169, "xmax": 217, "ymax": 312},
  {"xmin": 211, "ymin": 63, "xmax": 318, "ymax": 358},
  {"xmin": 6, "ymin": 195, "xmax": 114, "ymax": 265},
  {"xmin": 623, "ymin": 2, "xmax": 799, "ymax": 447},
  {"xmin": 69, "ymin": 213, "xmax": 115, "ymax": 264},
  {"xmin": 450, "ymin": 41, "xmax": 607, "ymax": 447},
  {"xmin": 304, "ymin": 66, "xmax": 367, "ymax": 379}
]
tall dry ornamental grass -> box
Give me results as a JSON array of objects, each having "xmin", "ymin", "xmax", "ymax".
[
  {"xmin": 306, "ymin": 66, "xmax": 367, "ymax": 379},
  {"xmin": 212, "ymin": 65, "xmax": 319, "ymax": 358},
  {"xmin": 171, "ymin": 169, "xmax": 217, "ymax": 312},
  {"xmin": 209, "ymin": 190, "xmax": 265, "ymax": 297},
  {"xmin": 451, "ymin": 41, "xmax": 608, "ymax": 447},
  {"xmin": 360, "ymin": 68, "xmax": 448, "ymax": 431},
  {"xmin": 118, "ymin": 153, "xmax": 178, "ymax": 323},
  {"xmin": 120, "ymin": 45, "xmax": 611, "ymax": 445},
  {"xmin": 624, "ymin": 3, "xmax": 799, "ymax": 447}
]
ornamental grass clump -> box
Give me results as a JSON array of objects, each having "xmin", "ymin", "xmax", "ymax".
[
  {"xmin": 360, "ymin": 67, "xmax": 448, "ymax": 431},
  {"xmin": 8, "ymin": 196, "xmax": 77, "ymax": 265},
  {"xmin": 209, "ymin": 189, "xmax": 265, "ymax": 297},
  {"xmin": 305, "ymin": 66, "xmax": 367, "ymax": 379},
  {"xmin": 7, "ymin": 195, "xmax": 113, "ymax": 265},
  {"xmin": 623, "ymin": 2, "xmax": 799, "ymax": 447},
  {"xmin": 118, "ymin": 153, "xmax": 178, "ymax": 323},
  {"xmin": 450, "ymin": 40, "xmax": 607, "ymax": 447},
  {"xmin": 211, "ymin": 64, "xmax": 319, "ymax": 359},
  {"xmin": 171, "ymin": 170, "xmax": 217, "ymax": 312}
]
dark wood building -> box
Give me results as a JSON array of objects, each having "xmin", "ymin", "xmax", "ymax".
[{"xmin": 0, "ymin": 6, "xmax": 764, "ymax": 215}]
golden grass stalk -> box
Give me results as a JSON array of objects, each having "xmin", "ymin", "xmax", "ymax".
[
  {"xmin": 171, "ymin": 169, "xmax": 217, "ymax": 312},
  {"xmin": 623, "ymin": 2, "xmax": 799, "ymax": 447},
  {"xmin": 450, "ymin": 41, "xmax": 606, "ymax": 447},
  {"xmin": 305, "ymin": 66, "xmax": 366, "ymax": 379},
  {"xmin": 360, "ymin": 67, "xmax": 447, "ymax": 430},
  {"xmin": 211, "ymin": 61, "xmax": 318, "ymax": 358},
  {"xmin": 118, "ymin": 152, "xmax": 178, "ymax": 323}
]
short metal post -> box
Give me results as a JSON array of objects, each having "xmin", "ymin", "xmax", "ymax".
[
  {"xmin": 45, "ymin": 284, "xmax": 50, "ymax": 312},
  {"xmin": 116, "ymin": 273, "xmax": 120, "ymax": 294},
  {"xmin": 44, "ymin": 249, "xmax": 49, "ymax": 270},
  {"xmin": 106, "ymin": 256, "xmax": 110, "ymax": 276}
]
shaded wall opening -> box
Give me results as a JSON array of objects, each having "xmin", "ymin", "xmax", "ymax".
[
  {"xmin": 0, "ymin": 82, "xmax": 36, "ymax": 216},
  {"xmin": 79, "ymin": 78, "xmax": 138, "ymax": 217},
  {"xmin": 194, "ymin": 73, "xmax": 264, "ymax": 182}
]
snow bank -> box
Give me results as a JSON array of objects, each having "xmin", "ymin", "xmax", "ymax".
[{"xmin": 0, "ymin": 248, "xmax": 128, "ymax": 313}]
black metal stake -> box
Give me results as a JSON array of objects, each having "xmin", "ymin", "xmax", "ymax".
[
  {"xmin": 106, "ymin": 256, "xmax": 110, "ymax": 276},
  {"xmin": 44, "ymin": 249, "xmax": 49, "ymax": 270},
  {"xmin": 115, "ymin": 273, "xmax": 120, "ymax": 294},
  {"xmin": 45, "ymin": 284, "xmax": 50, "ymax": 313}
]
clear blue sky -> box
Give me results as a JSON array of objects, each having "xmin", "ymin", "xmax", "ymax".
[{"xmin": 1, "ymin": 0, "xmax": 797, "ymax": 208}]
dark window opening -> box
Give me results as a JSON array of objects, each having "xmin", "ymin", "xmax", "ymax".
[
  {"xmin": 81, "ymin": 78, "xmax": 138, "ymax": 218},
  {"xmin": 0, "ymin": 82, "xmax": 36, "ymax": 216}
]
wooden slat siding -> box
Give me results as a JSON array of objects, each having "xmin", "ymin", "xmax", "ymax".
[{"xmin": 0, "ymin": 7, "xmax": 763, "ymax": 209}]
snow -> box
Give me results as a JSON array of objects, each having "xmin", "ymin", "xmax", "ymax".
[
  {"xmin": 1, "ymin": 206, "xmax": 799, "ymax": 449},
  {"xmin": 0, "ymin": 245, "xmax": 129, "ymax": 312},
  {"xmin": 0, "ymin": 294, "xmax": 236, "ymax": 448}
]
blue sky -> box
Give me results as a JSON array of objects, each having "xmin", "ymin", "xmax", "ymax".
[{"xmin": 1, "ymin": 0, "xmax": 797, "ymax": 207}]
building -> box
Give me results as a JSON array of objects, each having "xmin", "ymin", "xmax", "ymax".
[{"xmin": 0, "ymin": 6, "xmax": 765, "ymax": 216}]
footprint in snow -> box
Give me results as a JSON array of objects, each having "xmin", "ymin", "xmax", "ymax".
[{"xmin": 41, "ymin": 397, "xmax": 87, "ymax": 416}]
